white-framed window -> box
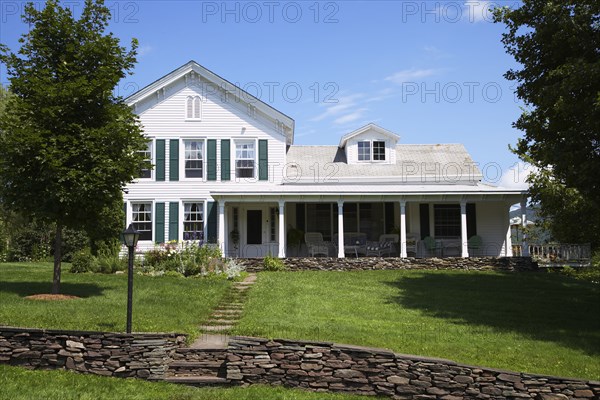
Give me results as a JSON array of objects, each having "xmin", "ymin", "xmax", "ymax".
[
  {"xmin": 183, "ymin": 202, "xmax": 204, "ymax": 241},
  {"xmin": 139, "ymin": 140, "xmax": 153, "ymax": 179},
  {"xmin": 186, "ymin": 96, "xmax": 201, "ymax": 120},
  {"xmin": 358, "ymin": 140, "xmax": 386, "ymax": 162},
  {"xmin": 132, "ymin": 202, "xmax": 152, "ymax": 241},
  {"xmin": 358, "ymin": 141, "xmax": 371, "ymax": 161},
  {"xmin": 373, "ymin": 141, "xmax": 386, "ymax": 161},
  {"xmin": 184, "ymin": 140, "xmax": 204, "ymax": 178},
  {"xmin": 235, "ymin": 141, "xmax": 255, "ymax": 178}
]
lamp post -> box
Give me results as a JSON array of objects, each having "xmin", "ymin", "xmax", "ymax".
[{"xmin": 122, "ymin": 224, "xmax": 140, "ymax": 333}]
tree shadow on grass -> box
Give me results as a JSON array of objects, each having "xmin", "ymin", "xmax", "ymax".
[
  {"xmin": 0, "ymin": 281, "xmax": 104, "ymax": 298},
  {"xmin": 386, "ymin": 272, "xmax": 600, "ymax": 356}
]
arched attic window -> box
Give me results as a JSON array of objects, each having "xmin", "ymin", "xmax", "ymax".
[{"xmin": 186, "ymin": 96, "xmax": 202, "ymax": 120}]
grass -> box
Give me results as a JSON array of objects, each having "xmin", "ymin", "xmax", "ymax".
[
  {"xmin": 234, "ymin": 270, "xmax": 600, "ymax": 380},
  {"xmin": 0, "ymin": 365, "xmax": 376, "ymax": 400},
  {"xmin": 0, "ymin": 262, "xmax": 231, "ymax": 340}
]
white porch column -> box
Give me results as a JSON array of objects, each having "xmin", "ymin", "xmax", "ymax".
[
  {"xmin": 278, "ymin": 200, "xmax": 286, "ymax": 258},
  {"xmin": 400, "ymin": 200, "xmax": 407, "ymax": 258},
  {"xmin": 337, "ymin": 200, "xmax": 345, "ymax": 258},
  {"xmin": 218, "ymin": 201, "xmax": 225, "ymax": 254},
  {"xmin": 460, "ymin": 201, "xmax": 468, "ymax": 258},
  {"xmin": 506, "ymin": 216, "xmax": 513, "ymax": 257},
  {"xmin": 521, "ymin": 199, "xmax": 529, "ymax": 256}
]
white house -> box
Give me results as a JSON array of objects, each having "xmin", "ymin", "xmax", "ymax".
[{"xmin": 123, "ymin": 61, "xmax": 528, "ymax": 258}]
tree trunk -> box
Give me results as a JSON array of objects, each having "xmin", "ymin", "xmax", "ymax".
[{"xmin": 52, "ymin": 223, "xmax": 62, "ymax": 294}]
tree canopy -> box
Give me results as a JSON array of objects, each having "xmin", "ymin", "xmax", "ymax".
[
  {"xmin": 495, "ymin": 0, "xmax": 600, "ymax": 248},
  {"xmin": 0, "ymin": 0, "xmax": 149, "ymax": 293}
]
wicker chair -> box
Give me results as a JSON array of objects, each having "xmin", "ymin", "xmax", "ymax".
[{"xmin": 304, "ymin": 232, "xmax": 329, "ymax": 257}]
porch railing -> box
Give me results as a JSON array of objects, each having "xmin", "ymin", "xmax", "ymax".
[{"xmin": 514, "ymin": 243, "xmax": 592, "ymax": 267}]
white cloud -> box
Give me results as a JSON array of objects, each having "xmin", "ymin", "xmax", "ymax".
[
  {"xmin": 499, "ymin": 162, "xmax": 537, "ymax": 189},
  {"xmin": 333, "ymin": 108, "xmax": 368, "ymax": 125},
  {"xmin": 310, "ymin": 93, "xmax": 363, "ymax": 122},
  {"xmin": 385, "ymin": 68, "xmax": 438, "ymax": 84},
  {"xmin": 138, "ymin": 45, "xmax": 153, "ymax": 57},
  {"xmin": 463, "ymin": 1, "xmax": 493, "ymax": 23}
]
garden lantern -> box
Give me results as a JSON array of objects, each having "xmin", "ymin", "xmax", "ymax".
[{"xmin": 122, "ymin": 224, "xmax": 139, "ymax": 333}]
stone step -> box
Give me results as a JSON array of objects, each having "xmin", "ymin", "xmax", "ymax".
[
  {"xmin": 205, "ymin": 319, "xmax": 237, "ymax": 325},
  {"xmin": 169, "ymin": 361, "xmax": 224, "ymax": 368},
  {"xmin": 212, "ymin": 310, "xmax": 242, "ymax": 315},
  {"xmin": 164, "ymin": 376, "xmax": 229, "ymax": 386},
  {"xmin": 200, "ymin": 325, "xmax": 233, "ymax": 332}
]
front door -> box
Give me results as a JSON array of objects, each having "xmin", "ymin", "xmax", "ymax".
[{"xmin": 246, "ymin": 210, "xmax": 262, "ymax": 245}]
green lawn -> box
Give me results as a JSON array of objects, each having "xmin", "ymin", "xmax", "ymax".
[
  {"xmin": 234, "ymin": 270, "xmax": 600, "ymax": 380},
  {"xmin": 0, "ymin": 365, "xmax": 375, "ymax": 400},
  {"xmin": 0, "ymin": 262, "xmax": 230, "ymax": 340}
]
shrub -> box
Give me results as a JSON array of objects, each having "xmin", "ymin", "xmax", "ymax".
[
  {"xmin": 263, "ymin": 254, "xmax": 286, "ymax": 271},
  {"xmin": 224, "ymin": 259, "xmax": 245, "ymax": 279},
  {"xmin": 97, "ymin": 253, "xmax": 127, "ymax": 274},
  {"xmin": 70, "ymin": 249, "xmax": 98, "ymax": 273}
]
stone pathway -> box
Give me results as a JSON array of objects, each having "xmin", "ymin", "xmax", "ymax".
[{"xmin": 192, "ymin": 273, "xmax": 257, "ymax": 349}]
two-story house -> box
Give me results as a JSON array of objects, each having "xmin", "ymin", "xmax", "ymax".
[{"xmin": 124, "ymin": 61, "xmax": 527, "ymax": 258}]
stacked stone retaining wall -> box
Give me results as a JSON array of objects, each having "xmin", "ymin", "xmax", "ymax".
[
  {"xmin": 1, "ymin": 326, "xmax": 598, "ymax": 399},
  {"xmin": 0, "ymin": 326, "xmax": 185, "ymax": 380},
  {"xmin": 237, "ymin": 257, "xmax": 537, "ymax": 272}
]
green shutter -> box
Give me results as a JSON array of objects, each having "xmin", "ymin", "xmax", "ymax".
[
  {"xmin": 169, "ymin": 139, "xmax": 179, "ymax": 181},
  {"xmin": 123, "ymin": 202, "xmax": 127, "ymax": 228},
  {"xmin": 156, "ymin": 139, "xmax": 165, "ymax": 181},
  {"xmin": 207, "ymin": 139, "xmax": 217, "ymax": 181},
  {"xmin": 258, "ymin": 139, "xmax": 268, "ymax": 181},
  {"xmin": 155, "ymin": 202, "xmax": 165, "ymax": 244},
  {"xmin": 207, "ymin": 201, "xmax": 217, "ymax": 243},
  {"xmin": 221, "ymin": 139, "xmax": 230, "ymax": 181},
  {"xmin": 169, "ymin": 202, "xmax": 179, "ymax": 241}
]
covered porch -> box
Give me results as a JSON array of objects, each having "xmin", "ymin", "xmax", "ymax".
[{"xmin": 211, "ymin": 192, "xmax": 526, "ymax": 259}]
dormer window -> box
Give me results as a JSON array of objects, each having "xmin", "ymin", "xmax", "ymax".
[
  {"xmin": 186, "ymin": 96, "xmax": 201, "ymax": 120},
  {"xmin": 373, "ymin": 141, "xmax": 386, "ymax": 161},
  {"xmin": 358, "ymin": 140, "xmax": 386, "ymax": 162}
]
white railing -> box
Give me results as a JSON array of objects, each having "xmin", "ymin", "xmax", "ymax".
[{"xmin": 524, "ymin": 243, "xmax": 592, "ymax": 266}]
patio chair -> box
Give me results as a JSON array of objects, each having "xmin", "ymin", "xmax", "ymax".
[
  {"xmin": 304, "ymin": 232, "xmax": 329, "ymax": 257},
  {"xmin": 366, "ymin": 234, "xmax": 398, "ymax": 257},
  {"xmin": 423, "ymin": 236, "xmax": 442, "ymax": 257},
  {"xmin": 468, "ymin": 235, "xmax": 483, "ymax": 256},
  {"xmin": 406, "ymin": 233, "xmax": 418, "ymax": 257}
]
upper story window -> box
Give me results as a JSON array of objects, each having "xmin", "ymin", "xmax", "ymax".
[
  {"xmin": 186, "ymin": 96, "xmax": 201, "ymax": 120},
  {"xmin": 358, "ymin": 140, "xmax": 386, "ymax": 162},
  {"xmin": 139, "ymin": 141, "xmax": 153, "ymax": 179},
  {"xmin": 132, "ymin": 202, "xmax": 152, "ymax": 241},
  {"xmin": 184, "ymin": 140, "xmax": 204, "ymax": 178},
  {"xmin": 235, "ymin": 141, "xmax": 255, "ymax": 178},
  {"xmin": 373, "ymin": 141, "xmax": 386, "ymax": 161},
  {"xmin": 358, "ymin": 141, "xmax": 371, "ymax": 161}
]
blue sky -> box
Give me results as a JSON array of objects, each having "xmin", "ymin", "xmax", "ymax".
[{"xmin": 0, "ymin": 0, "xmax": 531, "ymax": 187}]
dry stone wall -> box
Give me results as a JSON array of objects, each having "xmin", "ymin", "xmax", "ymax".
[
  {"xmin": 225, "ymin": 336, "xmax": 599, "ymax": 399},
  {"xmin": 0, "ymin": 326, "xmax": 185, "ymax": 380},
  {"xmin": 237, "ymin": 257, "xmax": 537, "ymax": 272}
]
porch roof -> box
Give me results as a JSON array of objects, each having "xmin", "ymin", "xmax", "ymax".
[{"xmin": 210, "ymin": 182, "xmax": 525, "ymax": 201}]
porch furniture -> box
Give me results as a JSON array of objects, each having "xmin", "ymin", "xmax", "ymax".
[
  {"xmin": 366, "ymin": 234, "xmax": 399, "ymax": 257},
  {"xmin": 304, "ymin": 232, "xmax": 329, "ymax": 257},
  {"xmin": 406, "ymin": 233, "xmax": 418, "ymax": 257},
  {"xmin": 441, "ymin": 239, "xmax": 461, "ymax": 257},
  {"xmin": 468, "ymin": 235, "xmax": 483, "ymax": 256},
  {"xmin": 423, "ymin": 236, "xmax": 442, "ymax": 257},
  {"xmin": 333, "ymin": 232, "xmax": 367, "ymax": 257}
]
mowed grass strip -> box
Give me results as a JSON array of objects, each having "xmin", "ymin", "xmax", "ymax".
[
  {"xmin": 234, "ymin": 270, "xmax": 600, "ymax": 380},
  {"xmin": 0, "ymin": 263, "xmax": 230, "ymax": 340},
  {"xmin": 0, "ymin": 365, "xmax": 379, "ymax": 400}
]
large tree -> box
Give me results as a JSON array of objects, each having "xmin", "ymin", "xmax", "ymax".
[
  {"xmin": 0, "ymin": 0, "xmax": 148, "ymax": 293},
  {"xmin": 494, "ymin": 1, "xmax": 600, "ymax": 248}
]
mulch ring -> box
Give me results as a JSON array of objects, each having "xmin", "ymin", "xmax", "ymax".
[{"xmin": 24, "ymin": 294, "xmax": 80, "ymax": 301}]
